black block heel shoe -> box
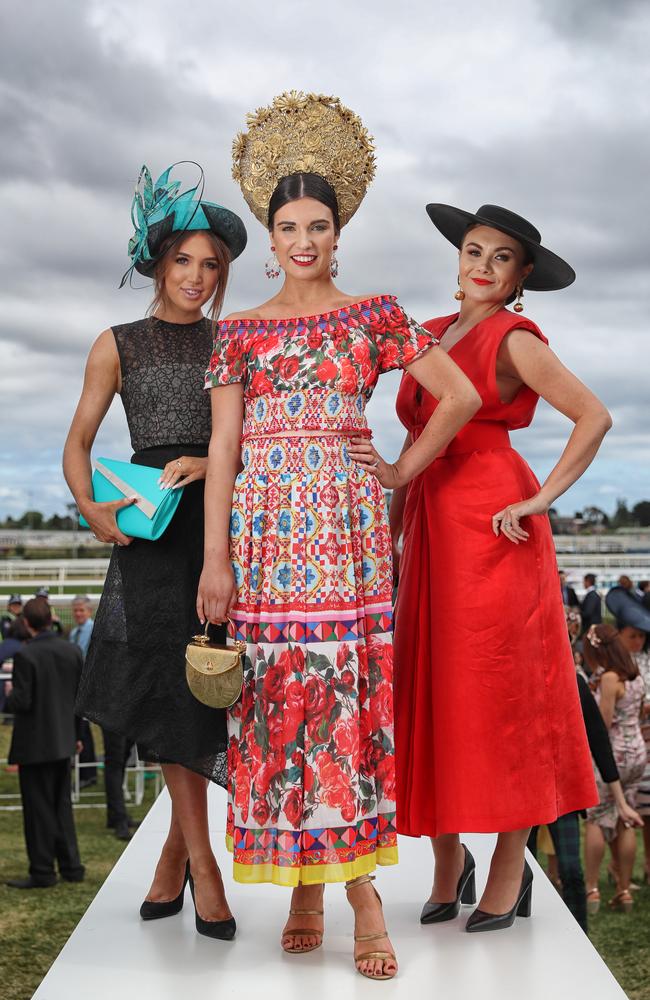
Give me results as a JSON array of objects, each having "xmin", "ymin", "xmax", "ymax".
[
  {"xmin": 420, "ymin": 844, "xmax": 477, "ymax": 924},
  {"xmin": 188, "ymin": 873, "xmax": 236, "ymax": 940},
  {"xmin": 465, "ymin": 860, "xmax": 533, "ymax": 933},
  {"xmin": 140, "ymin": 861, "xmax": 189, "ymax": 921}
]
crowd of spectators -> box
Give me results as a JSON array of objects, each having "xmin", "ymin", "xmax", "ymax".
[
  {"xmin": 530, "ymin": 571, "xmax": 650, "ymax": 930},
  {"xmin": 1, "ymin": 590, "xmax": 140, "ymax": 889}
]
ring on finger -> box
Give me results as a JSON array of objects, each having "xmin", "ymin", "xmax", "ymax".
[
  {"xmin": 504, "ymin": 520, "xmax": 512, "ymax": 528},
  {"xmin": 176, "ymin": 460, "xmax": 182, "ymax": 469}
]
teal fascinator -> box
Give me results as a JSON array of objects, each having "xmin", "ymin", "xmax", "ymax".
[{"xmin": 120, "ymin": 161, "xmax": 247, "ymax": 287}]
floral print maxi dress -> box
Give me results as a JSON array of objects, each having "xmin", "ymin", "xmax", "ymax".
[{"xmin": 205, "ymin": 295, "xmax": 436, "ymax": 886}]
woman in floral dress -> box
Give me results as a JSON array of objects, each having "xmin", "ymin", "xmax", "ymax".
[
  {"xmin": 583, "ymin": 624, "xmax": 647, "ymax": 912},
  {"xmin": 197, "ymin": 92, "xmax": 479, "ymax": 982},
  {"xmin": 618, "ymin": 624, "xmax": 650, "ymax": 881}
]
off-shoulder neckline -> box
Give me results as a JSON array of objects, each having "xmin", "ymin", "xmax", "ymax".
[{"xmin": 218, "ymin": 294, "xmax": 397, "ymax": 327}]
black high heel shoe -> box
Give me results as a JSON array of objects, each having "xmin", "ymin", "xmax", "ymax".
[
  {"xmin": 465, "ymin": 860, "xmax": 533, "ymax": 933},
  {"xmin": 140, "ymin": 861, "xmax": 189, "ymax": 921},
  {"xmin": 188, "ymin": 872, "xmax": 236, "ymax": 940},
  {"xmin": 420, "ymin": 844, "xmax": 476, "ymax": 924}
]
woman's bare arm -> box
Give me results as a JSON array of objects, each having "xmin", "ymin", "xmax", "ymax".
[
  {"xmin": 62, "ymin": 330, "xmax": 135, "ymax": 546},
  {"xmin": 349, "ymin": 346, "xmax": 480, "ymax": 487},
  {"xmin": 491, "ymin": 331, "xmax": 612, "ymax": 543},
  {"xmin": 597, "ymin": 672, "xmax": 621, "ymax": 730},
  {"xmin": 196, "ymin": 384, "xmax": 244, "ymax": 624},
  {"xmin": 388, "ymin": 432, "xmax": 412, "ymax": 569}
]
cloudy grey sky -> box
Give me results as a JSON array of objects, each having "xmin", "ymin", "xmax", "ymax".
[{"xmin": 1, "ymin": 0, "xmax": 648, "ymax": 518}]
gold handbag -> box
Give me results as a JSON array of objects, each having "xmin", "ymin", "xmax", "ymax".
[{"xmin": 185, "ymin": 621, "xmax": 246, "ymax": 709}]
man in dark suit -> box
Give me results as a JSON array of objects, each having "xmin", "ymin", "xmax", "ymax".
[
  {"xmin": 559, "ymin": 571, "xmax": 580, "ymax": 608},
  {"xmin": 581, "ymin": 573, "xmax": 602, "ymax": 634},
  {"xmin": 5, "ymin": 598, "xmax": 85, "ymax": 889},
  {"xmin": 68, "ymin": 595, "xmax": 97, "ymax": 789}
]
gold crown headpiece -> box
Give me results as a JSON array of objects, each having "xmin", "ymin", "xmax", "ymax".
[{"xmin": 232, "ymin": 91, "xmax": 376, "ymax": 228}]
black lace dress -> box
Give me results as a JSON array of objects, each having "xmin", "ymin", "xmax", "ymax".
[{"xmin": 76, "ymin": 316, "xmax": 228, "ymax": 785}]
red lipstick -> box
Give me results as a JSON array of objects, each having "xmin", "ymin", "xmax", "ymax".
[{"xmin": 472, "ymin": 278, "xmax": 493, "ymax": 286}]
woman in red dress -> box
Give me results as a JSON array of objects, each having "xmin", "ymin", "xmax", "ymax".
[{"xmin": 356, "ymin": 204, "xmax": 612, "ymax": 931}]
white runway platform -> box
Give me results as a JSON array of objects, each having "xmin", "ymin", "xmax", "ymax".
[{"xmin": 34, "ymin": 785, "xmax": 627, "ymax": 1000}]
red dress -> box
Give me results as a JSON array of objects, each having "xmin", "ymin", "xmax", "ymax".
[{"xmin": 394, "ymin": 309, "xmax": 598, "ymax": 837}]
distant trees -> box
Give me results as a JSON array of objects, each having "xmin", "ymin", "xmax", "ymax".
[
  {"xmin": 581, "ymin": 506, "xmax": 610, "ymax": 528},
  {"xmin": 611, "ymin": 499, "xmax": 633, "ymax": 530},
  {"xmin": 0, "ymin": 509, "xmax": 80, "ymax": 530},
  {"xmin": 633, "ymin": 500, "xmax": 650, "ymax": 527},
  {"xmin": 2, "ymin": 498, "xmax": 650, "ymax": 530}
]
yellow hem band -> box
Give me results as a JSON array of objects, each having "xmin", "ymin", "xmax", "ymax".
[{"xmin": 225, "ymin": 833, "xmax": 398, "ymax": 886}]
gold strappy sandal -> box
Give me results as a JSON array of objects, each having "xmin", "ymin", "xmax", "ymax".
[
  {"xmin": 345, "ymin": 874, "xmax": 397, "ymax": 981},
  {"xmin": 281, "ymin": 887, "xmax": 324, "ymax": 954}
]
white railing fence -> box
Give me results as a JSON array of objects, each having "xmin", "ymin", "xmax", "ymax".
[{"xmin": 0, "ymin": 559, "xmax": 109, "ymax": 596}]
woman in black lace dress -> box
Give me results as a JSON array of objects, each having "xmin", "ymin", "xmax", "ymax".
[{"xmin": 63, "ymin": 164, "xmax": 247, "ymax": 937}]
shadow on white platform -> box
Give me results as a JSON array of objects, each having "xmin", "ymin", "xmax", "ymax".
[{"xmin": 33, "ymin": 785, "xmax": 627, "ymax": 1000}]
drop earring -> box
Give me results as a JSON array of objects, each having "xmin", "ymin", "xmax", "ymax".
[
  {"xmin": 265, "ymin": 248, "xmax": 281, "ymax": 279},
  {"xmin": 454, "ymin": 276, "xmax": 465, "ymax": 301},
  {"xmin": 513, "ymin": 284, "xmax": 524, "ymax": 312},
  {"xmin": 330, "ymin": 245, "xmax": 339, "ymax": 278}
]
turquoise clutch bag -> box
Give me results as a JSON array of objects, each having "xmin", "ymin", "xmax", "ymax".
[{"xmin": 79, "ymin": 457, "xmax": 184, "ymax": 541}]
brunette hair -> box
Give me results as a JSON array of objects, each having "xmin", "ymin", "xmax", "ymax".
[
  {"xmin": 461, "ymin": 223, "xmax": 533, "ymax": 305},
  {"xmin": 22, "ymin": 598, "xmax": 52, "ymax": 632},
  {"xmin": 582, "ymin": 623, "xmax": 639, "ymax": 681},
  {"xmin": 584, "ymin": 573, "xmax": 597, "ymax": 586},
  {"xmin": 147, "ymin": 231, "xmax": 230, "ymax": 324},
  {"xmin": 7, "ymin": 616, "xmax": 30, "ymax": 641},
  {"xmin": 268, "ymin": 172, "xmax": 341, "ymax": 234}
]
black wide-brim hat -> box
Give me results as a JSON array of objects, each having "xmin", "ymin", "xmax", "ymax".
[
  {"xmin": 425, "ymin": 203, "xmax": 575, "ymax": 291},
  {"xmin": 135, "ymin": 201, "xmax": 248, "ymax": 277}
]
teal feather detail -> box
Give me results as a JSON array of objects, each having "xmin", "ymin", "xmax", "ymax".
[
  {"xmin": 120, "ymin": 161, "xmax": 204, "ymax": 287},
  {"xmin": 119, "ymin": 161, "xmax": 205, "ymax": 287}
]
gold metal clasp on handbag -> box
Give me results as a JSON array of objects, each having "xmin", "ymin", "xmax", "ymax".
[
  {"xmin": 190, "ymin": 619, "xmax": 247, "ymax": 654},
  {"xmin": 185, "ymin": 619, "xmax": 246, "ymax": 709}
]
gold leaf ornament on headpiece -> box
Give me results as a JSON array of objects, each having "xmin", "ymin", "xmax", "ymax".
[{"xmin": 232, "ymin": 91, "xmax": 376, "ymax": 228}]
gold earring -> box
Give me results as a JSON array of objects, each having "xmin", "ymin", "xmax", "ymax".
[
  {"xmin": 513, "ymin": 285, "xmax": 524, "ymax": 312},
  {"xmin": 454, "ymin": 276, "xmax": 465, "ymax": 301}
]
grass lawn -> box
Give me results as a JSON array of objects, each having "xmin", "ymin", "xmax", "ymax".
[
  {"xmin": 1, "ymin": 720, "xmax": 649, "ymax": 1000},
  {"xmin": 583, "ymin": 864, "xmax": 650, "ymax": 999}
]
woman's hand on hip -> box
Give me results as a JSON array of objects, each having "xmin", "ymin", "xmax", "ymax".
[
  {"xmin": 197, "ymin": 560, "xmax": 237, "ymax": 625},
  {"xmin": 159, "ymin": 455, "xmax": 208, "ymax": 490},
  {"xmin": 348, "ymin": 437, "xmax": 404, "ymax": 489},
  {"xmin": 492, "ymin": 493, "xmax": 549, "ymax": 544},
  {"xmin": 80, "ymin": 498, "xmax": 135, "ymax": 546}
]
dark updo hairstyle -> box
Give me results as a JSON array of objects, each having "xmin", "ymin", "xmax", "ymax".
[
  {"xmin": 582, "ymin": 623, "xmax": 639, "ymax": 681},
  {"xmin": 268, "ymin": 172, "xmax": 341, "ymax": 234},
  {"xmin": 461, "ymin": 222, "xmax": 534, "ymax": 305}
]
